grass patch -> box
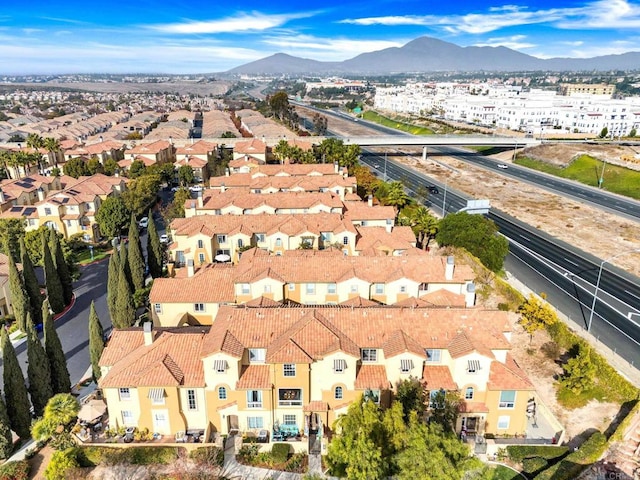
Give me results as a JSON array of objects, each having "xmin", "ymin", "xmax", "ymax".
[
  {"xmin": 516, "ymin": 154, "xmax": 640, "ymax": 200},
  {"xmin": 556, "ymin": 384, "xmax": 609, "ymax": 409},
  {"xmin": 487, "ymin": 465, "xmax": 522, "ymax": 480},
  {"xmin": 362, "ymin": 111, "xmax": 435, "ymax": 135},
  {"xmin": 75, "ymin": 248, "xmax": 110, "ymax": 265}
]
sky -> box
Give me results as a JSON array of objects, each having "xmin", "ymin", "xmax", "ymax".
[{"xmin": 1, "ymin": 0, "xmax": 640, "ymax": 75}]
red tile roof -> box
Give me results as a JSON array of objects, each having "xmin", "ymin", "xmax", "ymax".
[
  {"xmin": 236, "ymin": 365, "xmax": 271, "ymax": 389},
  {"xmin": 422, "ymin": 365, "xmax": 458, "ymax": 390},
  {"xmin": 149, "ymin": 263, "xmax": 236, "ymax": 303},
  {"xmin": 355, "ymin": 365, "xmax": 390, "ymax": 389},
  {"xmin": 487, "ymin": 354, "xmax": 534, "ymax": 391}
]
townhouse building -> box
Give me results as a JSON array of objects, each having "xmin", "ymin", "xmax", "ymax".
[
  {"xmin": 125, "ymin": 140, "xmax": 176, "ymax": 165},
  {"xmin": 232, "ymin": 138, "xmax": 267, "ymax": 162},
  {"xmin": 99, "ymin": 306, "xmax": 535, "ymax": 448},
  {"xmin": 0, "ymin": 174, "xmax": 62, "ymax": 212},
  {"xmin": 63, "ymin": 140, "xmax": 127, "ymax": 163},
  {"xmin": 175, "ymin": 140, "xmax": 218, "ymax": 182}
]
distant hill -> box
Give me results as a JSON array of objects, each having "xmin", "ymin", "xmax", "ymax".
[{"xmin": 226, "ymin": 36, "xmax": 640, "ymax": 75}]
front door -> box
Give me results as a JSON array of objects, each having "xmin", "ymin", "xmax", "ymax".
[{"xmin": 461, "ymin": 416, "xmax": 478, "ymax": 432}]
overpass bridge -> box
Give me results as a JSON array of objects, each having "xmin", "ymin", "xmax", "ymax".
[{"xmin": 342, "ymin": 135, "xmax": 540, "ymax": 148}]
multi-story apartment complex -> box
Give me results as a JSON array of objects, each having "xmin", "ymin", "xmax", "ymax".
[
  {"xmin": 99, "ymin": 306, "xmax": 534, "ymax": 448},
  {"xmin": 0, "ymin": 174, "xmax": 62, "ymax": 212}
]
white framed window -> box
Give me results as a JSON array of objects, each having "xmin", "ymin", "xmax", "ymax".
[
  {"xmin": 247, "ymin": 416, "xmax": 263, "ymax": 429},
  {"xmin": 497, "ymin": 415, "xmax": 510, "ymax": 430},
  {"xmin": 278, "ymin": 388, "xmax": 302, "ymax": 406},
  {"xmin": 321, "ymin": 232, "xmax": 331, "ymax": 242},
  {"xmin": 44, "ymin": 207, "xmax": 52, "ymax": 215},
  {"xmin": 306, "ymin": 283, "xmax": 316, "ymax": 295},
  {"xmin": 399, "ymin": 285, "xmax": 407, "ymax": 293},
  {"xmin": 361, "ymin": 348, "xmax": 377, "ymax": 363},
  {"xmin": 467, "ymin": 359, "xmax": 481, "ymax": 374},
  {"xmin": 364, "ymin": 389, "xmax": 380, "ymax": 404},
  {"xmin": 256, "ymin": 233, "xmax": 266, "ymax": 243},
  {"xmin": 218, "ymin": 386, "xmax": 227, "ymax": 400},
  {"xmin": 499, "ymin": 391, "xmax": 516, "ymax": 409},
  {"xmin": 465, "ymin": 387, "xmax": 474, "ymax": 400},
  {"xmin": 264, "ymin": 284, "xmax": 271, "ymax": 294},
  {"xmin": 247, "ymin": 390, "xmax": 263, "ymax": 408},
  {"xmin": 249, "ymin": 349, "xmax": 266, "ymax": 363},
  {"xmin": 288, "ymin": 283, "xmax": 295, "ymax": 291},
  {"xmin": 153, "ymin": 411, "xmax": 168, "ymax": 430},
  {"xmin": 425, "ymin": 349, "xmax": 441, "ymax": 363},
  {"xmin": 198, "ymin": 253, "xmax": 205, "ymax": 264},
  {"xmin": 327, "ymin": 283, "xmax": 337, "ymax": 294},
  {"xmin": 282, "ymin": 414, "xmax": 297, "ymax": 426},
  {"xmin": 350, "ymin": 284, "xmax": 358, "ymax": 293},
  {"xmin": 237, "ymin": 238, "xmax": 244, "ymax": 248},
  {"xmin": 121, "ymin": 410, "xmax": 134, "ymax": 425},
  {"xmin": 149, "ymin": 388, "xmax": 165, "ymax": 405},
  {"xmin": 334, "ymin": 386, "xmax": 343, "ymax": 400},
  {"xmin": 119, "ymin": 388, "xmax": 131, "ymax": 401},
  {"xmin": 187, "ymin": 389, "xmax": 197, "ymax": 410},
  {"xmin": 342, "ymin": 236, "xmax": 348, "ymax": 245},
  {"xmin": 197, "ymin": 239, "xmax": 204, "ymax": 248},
  {"xmin": 154, "ymin": 303, "xmax": 162, "ymax": 314},
  {"xmin": 400, "ymin": 359, "xmax": 414, "ymax": 373},
  {"xmin": 374, "ymin": 283, "xmax": 384, "ymax": 295},
  {"xmin": 194, "ymin": 303, "xmax": 205, "ymax": 312},
  {"xmin": 275, "ymin": 238, "xmax": 282, "ymax": 247},
  {"xmin": 333, "ymin": 359, "xmax": 347, "ymax": 373},
  {"xmin": 240, "ymin": 283, "xmax": 250, "ymax": 294},
  {"xmin": 283, "ymin": 364, "xmax": 296, "ymax": 377},
  {"xmin": 214, "ymin": 359, "xmax": 227, "ymax": 373},
  {"xmin": 217, "ymin": 234, "xmax": 227, "ymax": 244}
]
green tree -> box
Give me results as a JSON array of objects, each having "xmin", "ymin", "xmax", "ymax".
[
  {"xmin": 128, "ymin": 159, "xmax": 146, "ymax": 178},
  {"xmin": 44, "ymin": 448, "xmax": 79, "ymax": 480},
  {"xmin": 599, "ymin": 127, "xmax": 609, "ymax": 138},
  {"xmin": 560, "ymin": 344, "xmax": 597, "ymax": 394},
  {"xmin": 146, "ymin": 162, "xmax": 176, "ymax": 185},
  {"xmin": 63, "ymin": 157, "xmax": 89, "ymax": 178},
  {"xmin": 313, "ymin": 138, "xmax": 360, "ymax": 168},
  {"xmin": 95, "ymin": 196, "xmax": 130, "ymax": 239},
  {"xmin": 428, "ymin": 390, "xmax": 462, "ymax": 434},
  {"xmin": 400, "ymin": 206, "xmax": 439, "ymax": 250},
  {"xmin": 103, "ymin": 157, "xmax": 118, "ymax": 176},
  {"xmin": 177, "ymin": 164, "xmax": 195, "ymax": 186},
  {"xmin": 163, "ymin": 188, "xmax": 190, "ymax": 222},
  {"xmin": 273, "ymin": 139, "xmax": 293, "ymax": 164},
  {"xmin": 43, "ymin": 234, "xmax": 65, "ymax": 314},
  {"xmin": 43, "ymin": 137, "xmax": 61, "ymax": 167},
  {"xmin": 106, "ymin": 250, "xmax": 120, "ymax": 321},
  {"xmin": 127, "ymin": 215, "xmax": 145, "ymax": 292},
  {"xmin": 8, "ymin": 255, "xmax": 29, "ymax": 331},
  {"xmin": 0, "ymin": 390, "xmax": 13, "ymax": 459},
  {"xmin": 88, "ymin": 301, "xmax": 105, "ymax": 382},
  {"xmin": 49, "ymin": 229, "xmax": 73, "ymax": 305},
  {"xmin": 395, "ymin": 377, "xmax": 427, "ymax": 422},
  {"xmin": 20, "ymin": 238, "xmax": 43, "ymax": 325},
  {"xmin": 436, "ymin": 212, "xmax": 509, "ymax": 272},
  {"xmin": 146, "ymin": 211, "xmax": 163, "ymax": 278},
  {"xmin": 43, "ymin": 299, "xmax": 71, "ymax": 394},
  {"xmin": 0, "ymin": 218, "xmax": 25, "ymax": 262},
  {"xmin": 381, "ymin": 181, "xmax": 411, "ymax": 210},
  {"xmin": 86, "ymin": 157, "xmax": 104, "ymax": 175},
  {"xmin": 31, "ymin": 393, "xmax": 80, "ymax": 442},
  {"xmin": 1, "ymin": 328, "xmax": 31, "ymax": 439},
  {"xmin": 113, "ymin": 258, "xmax": 135, "ymax": 328},
  {"xmin": 269, "ymin": 91, "xmax": 290, "ymax": 121},
  {"xmin": 517, "ymin": 293, "xmax": 558, "ymax": 343},
  {"xmin": 121, "ymin": 174, "xmax": 161, "ymax": 216},
  {"xmin": 26, "ymin": 315, "xmax": 54, "ymax": 416}
]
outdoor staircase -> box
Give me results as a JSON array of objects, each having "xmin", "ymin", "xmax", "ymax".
[{"xmin": 609, "ymin": 410, "xmax": 640, "ymax": 478}]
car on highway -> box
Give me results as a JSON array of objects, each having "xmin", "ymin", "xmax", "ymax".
[
  {"xmin": 497, "ymin": 164, "xmax": 509, "ymax": 169},
  {"xmin": 428, "ymin": 186, "xmax": 439, "ymax": 194},
  {"xmin": 138, "ymin": 217, "xmax": 149, "ymax": 229}
]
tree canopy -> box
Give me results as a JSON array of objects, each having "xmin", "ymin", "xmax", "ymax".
[
  {"xmin": 517, "ymin": 293, "xmax": 558, "ymax": 343},
  {"xmin": 121, "ymin": 174, "xmax": 162, "ymax": 216},
  {"xmin": 63, "ymin": 157, "xmax": 89, "ymax": 179},
  {"xmin": 95, "ymin": 196, "xmax": 130, "ymax": 239}
]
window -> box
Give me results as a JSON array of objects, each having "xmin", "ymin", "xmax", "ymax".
[
  {"xmin": 278, "ymin": 388, "xmax": 302, "ymax": 406},
  {"xmin": 214, "ymin": 360, "xmax": 227, "ymax": 373},
  {"xmin": 263, "ymin": 284, "xmax": 271, "ymax": 294},
  {"xmin": 247, "ymin": 390, "xmax": 263, "ymax": 408},
  {"xmin": 214, "ymin": 209, "xmax": 222, "ymax": 215},
  {"xmin": 364, "ymin": 389, "xmax": 380, "ymax": 404},
  {"xmin": 342, "ymin": 236, "xmax": 349, "ymax": 245},
  {"xmin": 400, "ymin": 359, "xmax": 414, "ymax": 373},
  {"xmin": 217, "ymin": 235, "xmax": 227, "ymax": 244},
  {"xmin": 247, "ymin": 416, "xmax": 264, "ymax": 429},
  {"xmin": 119, "ymin": 388, "xmax": 131, "ymax": 401},
  {"xmin": 350, "ymin": 284, "xmax": 358, "ymax": 293},
  {"xmin": 429, "ymin": 389, "xmax": 445, "ymax": 409},
  {"xmin": 497, "ymin": 416, "xmax": 510, "ymax": 430},
  {"xmin": 335, "ymin": 386, "xmax": 343, "ymax": 400},
  {"xmin": 374, "ymin": 283, "xmax": 384, "ymax": 295},
  {"xmin": 249, "ymin": 349, "xmax": 266, "ymax": 363},
  {"xmin": 399, "ymin": 285, "xmax": 407, "ymax": 293},
  {"xmin": 240, "ymin": 283, "xmax": 250, "ymax": 295},
  {"xmin": 218, "ymin": 387, "xmax": 227, "ymax": 400},
  {"xmin": 198, "ymin": 253, "xmax": 205, "ymax": 264},
  {"xmin": 321, "ymin": 232, "xmax": 331, "ymax": 242},
  {"xmin": 237, "ymin": 238, "xmax": 243, "ymax": 248},
  {"xmin": 153, "ymin": 411, "xmax": 168, "ymax": 430},
  {"xmin": 197, "ymin": 239, "xmax": 204, "ymax": 248},
  {"xmin": 66, "ymin": 220, "xmax": 72, "ymax": 227},
  {"xmin": 361, "ymin": 349, "xmax": 377, "ymax": 363},
  {"xmin": 256, "ymin": 233, "xmax": 266, "ymax": 243},
  {"xmin": 333, "ymin": 359, "xmax": 347, "ymax": 373},
  {"xmin": 306, "ymin": 283, "xmax": 316, "ymax": 295},
  {"xmin": 499, "ymin": 391, "xmax": 516, "ymax": 409},
  {"xmin": 275, "ymin": 238, "xmax": 282, "ymax": 247},
  {"xmin": 194, "ymin": 303, "xmax": 205, "ymax": 312},
  {"xmin": 121, "ymin": 410, "xmax": 134, "ymax": 425},
  {"xmin": 187, "ymin": 389, "xmax": 197, "ymax": 410},
  {"xmin": 425, "ymin": 349, "xmax": 442, "ymax": 363},
  {"xmin": 467, "ymin": 359, "xmax": 481, "ymax": 374},
  {"xmin": 149, "ymin": 388, "xmax": 165, "ymax": 405},
  {"xmin": 465, "ymin": 387, "xmax": 474, "ymax": 400},
  {"xmin": 282, "ymin": 414, "xmax": 297, "ymax": 426},
  {"xmin": 44, "ymin": 207, "xmax": 51, "ymax": 215},
  {"xmin": 327, "ymin": 283, "xmax": 337, "ymax": 294},
  {"xmin": 154, "ymin": 303, "xmax": 162, "ymax": 314},
  {"xmin": 283, "ymin": 364, "xmax": 296, "ymax": 377},
  {"xmin": 288, "ymin": 283, "xmax": 295, "ymax": 291}
]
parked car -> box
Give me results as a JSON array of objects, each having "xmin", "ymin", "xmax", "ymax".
[
  {"xmin": 497, "ymin": 164, "xmax": 509, "ymax": 169},
  {"xmin": 160, "ymin": 234, "xmax": 169, "ymax": 243},
  {"xmin": 189, "ymin": 185, "xmax": 203, "ymax": 192},
  {"xmin": 138, "ymin": 217, "xmax": 149, "ymax": 229}
]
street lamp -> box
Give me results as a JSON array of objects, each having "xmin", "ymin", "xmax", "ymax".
[
  {"xmin": 588, "ymin": 248, "xmax": 640, "ymax": 332},
  {"xmin": 383, "ymin": 152, "xmax": 388, "ymax": 182},
  {"xmin": 442, "ymin": 177, "xmax": 448, "ymax": 217}
]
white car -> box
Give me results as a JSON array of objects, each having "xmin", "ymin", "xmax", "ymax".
[
  {"xmin": 497, "ymin": 164, "xmax": 509, "ymax": 169},
  {"xmin": 189, "ymin": 185, "xmax": 203, "ymax": 192},
  {"xmin": 159, "ymin": 234, "xmax": 169, "ymax": 244},
  {"xmin": 138, "ymin": 217, "xmax": 149, "ymax": 229}
]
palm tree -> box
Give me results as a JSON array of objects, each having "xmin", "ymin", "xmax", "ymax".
[
  {"xmin": 272, "ymin": 139, "xmax": 292, "ymax": 164},
  {"xmin": 26, "ymin": 134, "xmax": 45, "ymax": 174},
  {"xmin": 384, "ymin": 181, "xmax": 411, "ymax": 210},
  {"xmin": 43, "ymin": 137, "xmax": 61, "ymax": 168},
  {"xmin": 412, "ymin": 206, "xmax": 439, "ymax": 250}
]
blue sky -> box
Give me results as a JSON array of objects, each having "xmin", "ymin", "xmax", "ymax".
[{"xmin": 1, "ymin": 0, "xmax": 640, "ymax": 74}]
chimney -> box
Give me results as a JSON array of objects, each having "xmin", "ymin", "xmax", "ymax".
[
  {"xmin": 143, "ymin": 321, "xmax": 154, "ymax": 346},
  {"xmin": 334, "ymin": 161, "xmax": 339, "ymax": 174},
  {"xmin": 169, "ymin": 136, "xmax": 173, "ymax": 145},
  {"xmin": 187, "ymin": 258, "xmax": 195, "ymax": 277},
  {"xmin": 220, "ymin": 182, "xmax": 226, "ymax": 193},
  {"xmin": 99, "ymin": 135, "xmax": 103, "ymax": 143},
  {"xmin": 244, "ymin": 154, "xmax": 249, "ymax": 162},
  {"xmin": 465, "ymin": 282, "xmax": 476, "ymax": 308},
  {"xmin": 197, "ymin": 190, "xmax": 203, "ymax": 208},
  {"xmin": 367, "ymin": 194, "xmax": 373, "ymax": 207},
  {"xmin": 37, "ymin": 187, "xmax": 45, "ymax": 202},
  {"xmin": 0, "ymin": 188, "xmax": 5, "ymax": 203},
  {"xmin": 445, "ymin": 256, "xmax": 455, "ymax": 280},
  {"xmin": 190, "ymin": 200, "xmax": 197, "ymax": 215},
  {"xmin": 225, "ymin": 168, "xmax": 230, "ymax": 177}
]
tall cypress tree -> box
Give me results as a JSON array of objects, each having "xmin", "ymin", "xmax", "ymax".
[
  {"xmin": 127, "ymin": 215, "xmax": 145, "ymax": 292},
  {"xmin": 146, "ymin": 210, "xmax": 163, "ymax": 278},
  {"xmin": 106, "ymin": 249, "xmax": 120, "ymax": 321},
  {"xmin": 7, "ymin": 255, "xmax": 29, "ymax": 332},
  {"xmin": 0, "ymin": 391, "xmax": 14, "ymax": 459},
  {"xmin": 88, "ymin": 301, "xmax": 105, "ymax": 381},
  {"xmin": 113, "ymin": 262, "xmax": 135, "ymax": 329},
  {"xmin": 43, "ymin": 299, "xmax": 71, "ymax": 394},
  {"xmin": 49, "ymin": 230, "xmax": 73, "ymax": 306},
  {"xmin": 120, "ymin": 244, "xmax": 132, "ymax": 292},
  {"xmin": 20, "ymin": 238, "xmax": 43, "ymax": 325},
  {"xmin": 26, "ymin": 313, "xmax": 54, "ymax": 417},
  {"xmin": 1, "ymin": 328, "xmax": 31, "ymax": 439},
  {"xmin": 42, "ymin": 234, "xmax": 64, "ymax": 314}
]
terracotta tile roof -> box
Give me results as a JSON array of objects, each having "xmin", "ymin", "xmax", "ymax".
[
  {"xmin": 175, "ymin": 140, "xmax": 218, "ymax": 156},
  {"xmin": 249, "ymin": 164, "xmax": 340, "ymax": 177},
  {"xmin": 229, "ymin": 156, "xmax": 262, "ymax": 168},
  {"xmin": 422, "ymin": 365, "xmax": 458, "ymax": 390},
  {"xmin": 149, "ymin": 263, "xmax": 236, "ymax": 303},
  {"xmin": 355, "ymin": 365, "xmax": 390, "ymax": 390},
  {"xmin": 234, "ymin": 138, "xmax": 267, "ymax": 155},
  {"xmin": 304, "ymin": 401, "xmax": 328, "ymax": 412},
  {"xmin": 210, "ymin": 174, "xmax": 355, "ymax": 193},
  {"xmin": 99, "ymin": 327, "xmax": 209, "ymax": 388},
  {"xmin": 220, "ymin": 331, "xmax": 245, "ymax": 358},
  {"xmin": 448, "ymin": 330, "xmax": 496, "ymax": 359},
  {"xmin": 339, "ymin": 296, "xmax": 380, "ymax": 307},
  {"xmin": 343, "ymin": 202, "xmax": 396, "ymax": 221},
  {"xmin": 459, "ymin": 402, "xmax": 489, "ymax": 413},
  {"xmin": 243, "ymin": 296, "xmax": 282, "ymax": 307},
  {"xmin": 267, "ymin": 339, "xmax": 313, "ymax": 364},
  {"xmin": 416, "ymin": 290, "xmax": 467, "ymax": 308},
  {"xmin": 195, "ymin": 190, "xmax": 344, "ymax": 212},
  {"xmin": 487, "ymin": 354, "xmax": 534, "ymax": 391},
  {"xmin": 208, "ymin": 173, "xmax": 252, "ymax": 188},
  {"xmin": 127, "ymin": 140, "xmax": 172, "ymax": 154},
  {"xmin": 355, "ymin": 226, "xmax": 417, "ymax": 253},
  {"xmin": 382, "ymin": 329, "xmax": 425, "ymax": 358},
  {"xmin": 236, "ymin": 365, "xmax": 271, "ymax": 389}
]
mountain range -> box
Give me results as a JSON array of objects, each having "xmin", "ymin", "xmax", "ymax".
[{"xmin": 226, "ymin": 36, "xmax": 640, "ymax": 75}]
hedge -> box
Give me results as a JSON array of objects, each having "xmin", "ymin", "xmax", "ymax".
[
  {"xmin": 506, "ymin": 445, "xmax": 569, "ymax": 463},
  {"xmin": 0, "ymin": 460, "xmax": 30, "ymax": 480},
  {"xmin": 271, "ymin": 443, "xmax": 292, "ymax": 463},
  {"xmin": 189, "ymin": 446, "xmax": 224, "ymax": 467},
  {"xmin": 76, "ymin": 446, "xmax": 182, "ymax": 467},
  {"xmin": 533, "ymin": 431, "xmax": 607, "ymax": 480}
]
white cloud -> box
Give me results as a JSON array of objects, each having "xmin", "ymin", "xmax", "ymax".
[
  {"xmin": 473, "ymin": 35, "xmax": 537, "ymax": 51},
  {"xmin": 149, "ymin": 11, "xmax": 312, "ymax": 34},
  {"xmin": 339, "ymin": 15, "xmax": 436, "ymax": 26}
]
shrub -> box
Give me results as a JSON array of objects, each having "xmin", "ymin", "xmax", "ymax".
[
  {"xmin": 284, "ymin": 452, "xmax": 306, "ymax": 472},
  {"xmin": 522, "ymin": 457, "xmax": 548, "ymax": 474},
  {"xmin": 541, "ymin": 341, "xmax": 560, "ymax": 360},
  {"xmin": 497, "ymin": 303, "xmax": 510, "ymax": 311},
  {"xmin": 271, "ymin": 442, "xmax": 292, "ymax": 463},
  {"xmin": 0, "ymin": 460, "xmax": 30, "ymax": 480},
  {"xmin": 506, "ymin": 445, "xmax": 569, "ymax": 463},
  {"xmin": 45, "ymin": 448, "xmax": 79, "ymax": 480},
  {"xmin": 126, "ymin": 446, "xmax": 179, "ymax": 465},
  {"xmin": 77, "ymin": 446, "xmax": 180, "ymax": 466},
  {"xmin": 534, "ymin": 431, "xmax": 607, "ymax": 480},
  {"xmin": 237, "ymin": 444, "xmax": 260, "ymax": 464},
  {"xmin": 189, "ymin": 446, "xmax": 224, "ymax": 467}
]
